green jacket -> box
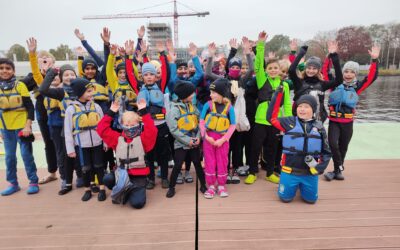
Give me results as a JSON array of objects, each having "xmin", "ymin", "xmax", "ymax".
[{"xmin": 254, "ymin": 41, "xmax": 292, "ymax": 125}]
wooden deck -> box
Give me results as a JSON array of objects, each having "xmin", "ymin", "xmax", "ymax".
[{"xmin": 0, "ymin": 159, "xmax": 399, "ymax": 249}]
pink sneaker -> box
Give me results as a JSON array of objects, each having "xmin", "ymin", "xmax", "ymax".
[
  {"xmin": 217, "ymin": 186, "xmax": 229, "ymax": 198},
  {"xmin": 204, "ymin": 185, "xmax": 216, "ymax": 199}
]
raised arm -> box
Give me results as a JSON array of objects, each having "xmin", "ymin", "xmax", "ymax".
[
  {"xmin": 75, "ymin": 28, "xmax": 104, "ymax": 67},
  {"xmin": 26, "ymin": 37, "xmax": 44, "ymax": 85},
  {"xmin": 322, "ymin": 41, "xmax": 343, "ymax": 91},
  {"xmin": 39, "ymin": 68, "xmax": 65, "ymax": 100},
  {"xmin": 106, "ymin": 44, "xmax": 119, "ymax": 93},
  {"xmin": 225, "ymin": 38, "xmax": 238, "ymax": 74},
  {"xmin": 289, "ymin": 45, "xmax": 307, "ymax": 91},
  {"xmin": 356, "ymin": 45, "xmax": 380, "ymax": 95},
  {"xmin": 188, "ymin": 42, "xmax": 204, "ymax": 86},
  {"xmin": 205, "ymin": 42, "xmax": 223, "ymax": 81},
  {"xmin": 241, "ymin": 36, "xmax": 254, "ymax": 84},
  {"xmin": 125, "ymin": 40, "xmax": 139, "ymax": 94},
  {"xmin": 255, "ymin": 31, "xmax": 268, "ymax": 89}
]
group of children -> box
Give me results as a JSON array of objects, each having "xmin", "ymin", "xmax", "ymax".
[{"xmin": 0, "ymin": 26, "xmax": 380, "ymax": 207}]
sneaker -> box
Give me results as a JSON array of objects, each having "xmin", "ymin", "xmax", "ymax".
[
  {"xmin": 176, "ymin": 172, "xmax": 184, "ymax": 184},
  {"xmin": 58, "ymin": 186, "xmax": 72, "ymax": 195},
  {"xmin": 161, "ymin": 179, "xmax": 170, "ymax": 189},
  {"xmin": 226, "ymin": 174, "xmax": 232, "ymax": 184},
  {"xmin": 166, "ymin": 188, "xmax": 176, "ymax": 198},
  {"xmin": 231, "ymin": 172, "xmax": 240, "ymax": 184},
  {"xmin": 237, "ymin": 165, "xmax": 249, "ymax": 176},
  {"xmin": 204, "ymin": 186, "xmax": 216, "ymax": 199},
  {"xmin": 334, "ymin": 170, "xmax": 345, "ymax": 181},
  {"xmin": 324, "ymin": 171, "xmax": 336, "ymax": 181},
  {"xmin": 146, "ymin": 179, "xmax": 155, "ymax": 190},
  {"xmin": 81, "ymin": 190, "xmax": 92, "ymax": 201},
  {"xmin": 75, "ymin": 177, "xmax": 84, "ymax": 188},
  {"xmin": 98, "ymin": 190, "xmax": 106, "ymax": 201},
  {"xmin": 184, "ymin": 171, "xmax": 193, "ymax": 183},
  {"xmin": 244, "ymin": 174, "xmax": 257, "ymax": 184},
  {"xmin": 1, "ymin": 185, "xmax": 21, "ymax": 196},
  {"xmin": 91, "ymin": 184, "xmax": 100, "ymax": 193},
  {"xmin": 200, "ymin": 185, "xmax": 207, "ymax": 194},
  {"xmin": 265, "ymin": 173, "xmax": 280, "ymax": 184},
  {"xmin": 27, "ymin": 184, "xmax": 39, "ymax": 195},
  {"xmin": 217, "ymin": 186, "xmax": 229, "ymax": 198}
]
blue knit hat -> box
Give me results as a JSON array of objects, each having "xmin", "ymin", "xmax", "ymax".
[
  {"xmin": 228, "ymin": 57, "xmax": 242, "ymax": 68},
  {"xmin": 82, "ymin": 59, "xmax": 98, "ymax": 71},
  {"xmin": 141, "ymin": 63, "xmax": 157, "ymax": 75}
]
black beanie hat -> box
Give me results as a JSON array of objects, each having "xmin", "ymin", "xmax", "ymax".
[
  {"xmin": 59, "ymin": 64, "xmax": 76, "ymax": 82},
  {"xmin": 115, "ymin": 62, "xmax": 126, "ymax": 74},
  {"xmin": 176, "ymin": 60, "xmax": 188, "ymax": 68},
  {"xmin": 70, "ymin": 77, "xmax": 91, "ymax": 98},
  {"xmin": 82, "ymin": 59, "xmax": 98, "ymax": 71},
  {"xmin": 296, "ymin": 94, "xmax": 318, "ymax": 114},
  {"xmin": 174, "ymin": 80, "xmax": 195, "ymax": 100},
  {"xmin": 209, "ymin": 78, "xmax": 229, "ymax": 97}
]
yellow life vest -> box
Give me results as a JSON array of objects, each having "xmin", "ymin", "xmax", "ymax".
[
  {"xmin": 43, "ymin": 97, "xmax": 61, "ymax": 114},
  {"xmin": 113, "ymin": 82, "xmax": 137, "ymax": 107},
  {"xmin": 204, "ymin": 101, "xmax": 230, "ymax": 134},
  {"xmin": 72, "ymin": 101, "xmax": 100, "ymax": 135},
  {"xmin": 90, "ymin": 80, "xmax": 109, "ymax": 102},
  {"xmin": 177, "ymin": 103, "xmax": 198, "ymax": 134},
  {"xmin": 0, "ymin": 82, "xmax": 25, "ymax": 112},
  {"xmin": 60, "ymin": 92, "xmax": 74, "ymax": 117}
]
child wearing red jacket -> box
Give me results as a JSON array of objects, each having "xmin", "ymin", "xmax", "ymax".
[{"xmin": 97, "ymin": 99, "xmax": 157, "ymax": 209}]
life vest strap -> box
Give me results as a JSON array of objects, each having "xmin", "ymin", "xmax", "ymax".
[{"xmin": 330, "ymin": 111, "xmax": 354, "ymax": 119}]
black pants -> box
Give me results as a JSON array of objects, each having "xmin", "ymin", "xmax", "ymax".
[
  {"xmin": 49, "ymin": 126, "xmax": 65, "ymax": 180},
  {"xmin": 37, "ymin": 118, "xmax": 57, "ymax": 173},
  {"xmin": 76, "ymin": 145, "xmax": 105, "ymax": 188},
  {"xmin": 169, "ymin": 147, "xmax": 206, "ymax": 189},
  {"xmin": 104, "ymin": 148, "xmax": 116, "ymax": 172},
  {"xmin": 146, "ymin": 123, "xmax": 171, "ymax": 181},
  {"xmin": 249, "ymin": 124, "xmax": 280, "ymax": 176},
  {"xmin": 229, "ymin": 131, "xmax": 243, "ymax": 171},
  {"xmin": 328, "ymin": 120, "xmax": 353, "ymax": 171}
]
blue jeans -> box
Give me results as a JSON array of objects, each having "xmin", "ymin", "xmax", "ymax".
[
  {"xmin": 278, "ymin": 172, "xmax": 318, "ymax": 203},
  {"xmin": 1, "ymin": 129, "xmax": 38, "ymax": 185}
]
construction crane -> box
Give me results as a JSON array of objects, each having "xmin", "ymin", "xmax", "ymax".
[{"xmin": 82, "ymin": 0, "xmax": 209, "ymax": 47}]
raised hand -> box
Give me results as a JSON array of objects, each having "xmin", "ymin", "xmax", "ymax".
[
  {"xmin": 125, "ymin": 40, "xmax": 135, "ymax": 55},
  {"xmin": 368, "ymin": 45, "xmax": 381, "ymax": 59},
  {"xmin": 26, "ymin": 37, "xmax": 37, "ymax": 53},
  {"xmin": 100, "ymin": 27, "xmax": 111, "ymax": 44},
  {"xmin": 137, "ymin": 25, "xmax": 145, "ymax": 39},
  {"xmin": 137, "ymin": 98, "xmax": 147, "ymax": 110},
  {"xmin": 208, "ymin": 42, "xmax": 217, "ymax": 56},
  {"xmin": 229, "ymin": 38, "xmax": 238, "ymax": 49},
  {"xmin": 75, "ymin": 46, "xmax": 85, "ymax": 57},
  {"xmin": 110, "ymin": 101, "xmax": 120, "ymax": 113},
  {"xmin": 258, "ymin": 31, "xmax": 268, "ymax": 43},
  {"xmin": 268, "ymin": 51, "xmax": 276, "ymax": 60},
  {"xmin": 118, "ymin": 46, "xmax": 126, "ymax": 57},
  {"xmin": 327, "ymin": 41, "xmax": 338, "ymax": 54},
  {"xmin": 74, "ymin": 28, "xmax": 85, "ymax": 41},
  {"xmin": 242, "ymin": 36, "xmax": 250, "ymax": 54},
  {"xmin": 110, "ymin": 44, "xmax": 118, "ymax": 55},
  {"xmin": 140, "ymin": 39, "xmax": 148, "ymax": 53},
  {"xmin": 290, "ymin": 39, "xmax": 298, "ymax": 51},
  {"xmin": 188, "ymin": 42, "xmax": 197, "ymax": 57},
  {"xmin": 156, "ymin": 41, "xmax": 165, "ymax": 53}
]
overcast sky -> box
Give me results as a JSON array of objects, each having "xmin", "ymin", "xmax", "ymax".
[{"xmin": 1, "ymin": 0, "xmax": 399, "ymax": 51}]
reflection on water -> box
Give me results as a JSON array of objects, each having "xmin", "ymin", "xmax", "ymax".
[
  {"xmin": 32, "ymin": 76, "xmax": 400, "ymax": 131},
  {"xmin": 353, "ymin": 76, "xmax": 400, "ymax": 123}
]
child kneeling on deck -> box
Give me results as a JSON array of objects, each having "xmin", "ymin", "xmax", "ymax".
[
  {"xmin": 267, "ymin": 85, "xmax": 331, "ymax": 204},
  {"xmin": 97, "ymin": 99, "xmax": 157, "ymax": 208}
]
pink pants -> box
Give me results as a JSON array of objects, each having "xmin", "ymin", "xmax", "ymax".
[{"xmin": 203, "ymin": 131, "xmax": 229, "ymax": 187}]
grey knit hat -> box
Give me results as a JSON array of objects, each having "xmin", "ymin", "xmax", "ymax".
[
  {"xmin": 342, "ymin": 61, "xmax": 360, "ymax": 75},
  {"xmin": 305, "ymin": 56, "xmax": 322, "ymax": 70}
]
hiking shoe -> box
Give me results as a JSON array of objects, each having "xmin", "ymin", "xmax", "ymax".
[
  {"xmin": 184, "ymin": 171, "xmax": 193, "ymax": 183},
  {"xmin": 75, "ymin": 177, "xmax": 84, "ymax": 188},
  {"xmin": 176, "ymin": 172, "xmax": 184, "ymax": 184},
  {"xmin": 204, "ymin": 186, "xmax": 216, "ymax": 199},
  {"xmin": 226, "ymin": 174, "xmax": 232, "ymax": 184},
  {"xmin": 146, "ymin": 179, "xmax": 155, "ymax": 190},
  {"xmin": 1, "ymin": 185, "xmax": 21, "ymax": 196},
  {"xmin": 166, "ymin": 188, "xmax": 176, "ymax": 198},
  {"xmin": 98, "ymin": 190, "xmax": 106, "ymax": 201},
  {"xmin": 244, "ymin": 174, "xmax": 257, "ymax": 184},
  {"xmin": 237, "ymin": 165, "xmax": 249, "ymax": 176},
  {"xmin": 231, "ymin": 172, "xmax": 240, "ymax": 184},
  {"xmin": 81, "ymin": 190, "xmax": 92, "ymax": 202},
  {"xmin": 200, "ymin": 185, "xmax": 207, "ymax": 194},
  {"xmin": 266, "ymin": 173, "xmax": 280, "ymax": 184},
  {"xmin": 334, "ymin": 171, "xmax": 345, "ymax": 180},
  {"xmin": 58, "ymin": 186, "xmax": 72, "ymax": 195},
  {"xmin": 161, "ymin": 179, "xmax": 170, "ymax": 189},
  {"xmin": 91, "ymin": 184, "xmax": 100, "ymax": 193},
  {"xmin": 324, "ymin": 171, "xmax": 336, "ymax": 181},
  {"xmin": 217, "ymin": 186, "xmax": 229, "ymax": 198},
  {"xmin": 27, "ymin": 184, "xmax": 39, "ymax": 195}
]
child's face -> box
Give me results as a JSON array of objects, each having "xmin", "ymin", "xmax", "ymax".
[
  {"xmin": 297, "ymin": 103, "xmax": 313, "ymax": 120},
  {"xmin": 182, "ymin": 93, "xmax": 194, "ymax": 103},
  {"xmin": 177, "ymin": 65, "xmax": 188, "ymax": 77},
  {"xmin": 156, "ymin": 69, "xmax": 161, "ymax": 81},
  {"xmin": 188, "ymin": 64, "xmax": 195, "ymax": 74},
  {"xmin": 305, "ymin": 66, "xmax": 319, "ymax": 78},
  {"xmin": 280, "ymin": 68, "xmax": 288, "ymax": 80},
  {"xmin": 117, "ymin": 69, "xmax": 127, "ymax": 82},
  {"xmin": 143, "ymin": 72, "xmax": 156, "ymax": 85},
  {"xmin": 80, "ymin": 86, "xmax": 94, "ymax": 102},
  {"xmin": 51, "ymin": 75, "xmax": 62, "ymax": 88},
  {"xmin": 241, "ymin": 65, "xmax": 248, "ymax": 76},
  {"xmin": 343, "ymin": 69, "xmax": 356, "ymax": 83},
  {"xmin": 266, "ymin": 62, "xmax": 280, "ymax": 78},
  {"xmin": 122, "ymin": 113, "xmax": 139, "ymax": 127},
  {"xmin": 62, "ymin": 70, "xmax": 76, "ymax": 84},
  {"xmin": 0, "ymin": 63, "xmax": 15, "ymax": 80},
  {"xmin": 84, "ymin": 65, "xmax": 97, "ymax": 79},
  {"xmin": 210, "ymin": 90, "xmax": 223, "ymax": 103}
]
